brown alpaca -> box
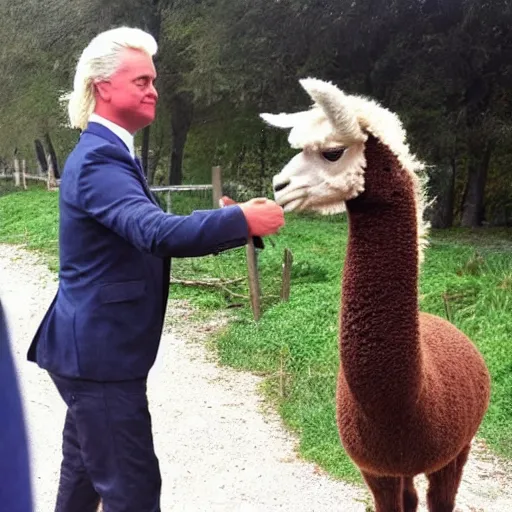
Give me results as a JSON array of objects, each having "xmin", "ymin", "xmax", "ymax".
[{"xmin": 261, "ymin": 78, "xmax": 491, "ymax": 512}]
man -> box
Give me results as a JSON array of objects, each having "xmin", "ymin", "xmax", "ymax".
[
  {"xmin": 0, "ymin": 300, "xmax": 33, "ymax": 512},
  {"xmin": 28, "ymin": 26, "xmax": 284, "ymax": 512}
]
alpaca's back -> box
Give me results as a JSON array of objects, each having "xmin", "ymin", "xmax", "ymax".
[
  {"xmin": 336, "ymin": 312, "xmax": 490, "ymax": 477},
  {"xmin": 419, "ymin": 312, "xmax": 491, "ymax": 444}
]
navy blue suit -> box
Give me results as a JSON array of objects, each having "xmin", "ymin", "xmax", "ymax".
[
  {"xmin": 28, "ymin": 122, "xmax": 248, "ymax": 381},
  {"xmin": 0, "ymin": 301, "xmax": 33, "ymax": 512},
  {"xmin": 27, "ymin": 122, "xmax": 249, "ymax": 511}
]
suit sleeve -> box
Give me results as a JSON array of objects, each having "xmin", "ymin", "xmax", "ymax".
[{"xmin": 77, "ymin": 146, "xmax": 249, "ymax": 258}]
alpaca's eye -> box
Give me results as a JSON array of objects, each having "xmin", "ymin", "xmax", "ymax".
[{"xmin": 322, "ymin": 149, "xmax": 345, "ymax": 162}]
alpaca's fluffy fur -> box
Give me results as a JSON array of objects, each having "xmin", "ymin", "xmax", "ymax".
[{"xmin": 262, "ymin": 78, "xmax": 431, "ymax": 263}]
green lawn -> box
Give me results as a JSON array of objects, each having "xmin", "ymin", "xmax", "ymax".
[{"xmin": 1, "ymin": 186, "xmax": 511, "ymax": 483}]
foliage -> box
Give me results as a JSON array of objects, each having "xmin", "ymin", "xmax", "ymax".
[{"xmin": 1, "ymin": 0, "xmax": 512, "ymax": 222}]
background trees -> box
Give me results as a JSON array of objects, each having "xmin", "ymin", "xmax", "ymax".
[{"xmin": 1, "ymin": 0, "xmax": 511, "ymax": 226}]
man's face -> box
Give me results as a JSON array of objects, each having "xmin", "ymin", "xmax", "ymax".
[{"xmin": 95, "ymin": 48, "xmax": 158, "ymax": 133}]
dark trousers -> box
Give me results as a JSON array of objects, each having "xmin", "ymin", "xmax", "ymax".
[{"xmin": 50, "ymin": 373, "xmax": 161, "ymax": 512}]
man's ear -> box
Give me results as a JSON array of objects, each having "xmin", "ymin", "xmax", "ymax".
[{"xmin": 94, "ymin": 80, "xmax": 112, "ymax": 102}]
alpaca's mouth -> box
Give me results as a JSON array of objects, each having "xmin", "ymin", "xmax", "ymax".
[
  {"xmin": 274, "ymin": 186, "xmax": 308, "ymax": 212},
  {"xmin": 281, "ymin": 198, "xmax": 304, "ymax": 212},
  {"xmin": 275, "ymin": 184, "xmax": 350, "ymax": 215}
]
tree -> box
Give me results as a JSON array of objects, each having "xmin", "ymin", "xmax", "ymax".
[{"xmin": 1, "ymin": 0, "xmax": 511, "ymax": 226}]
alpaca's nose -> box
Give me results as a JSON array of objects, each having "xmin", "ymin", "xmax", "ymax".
[{"xmin": 274, "ymin": 180, "xmax": 290, "ymax": 193}]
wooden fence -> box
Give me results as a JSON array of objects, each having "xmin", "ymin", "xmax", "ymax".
[
  {"xmin": 1, "ymin": 158, "xmax": 222, "ymax": 207},
  {"xmin": 0, "ymin": 155, "xmax": 59, "ymax": 190},
  {"xmin": 149, "ymin": 166, "xmax": 222, "ymax": 211}
]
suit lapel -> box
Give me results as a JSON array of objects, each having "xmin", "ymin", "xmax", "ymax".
[{"xmin": 83, "ymin": 122, "xmax": 160, "ymax": 207}]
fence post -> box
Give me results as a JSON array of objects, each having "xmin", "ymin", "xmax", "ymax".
[
  {"xmin": 46, "ymin": 154, "xmax": 56, "ymax": 190},
  {"xmin": 246, "ymin": 238, "xmax": 261, "ymax": 321},
  {"xmin": 13, "ymin": 157, "xmax": 20, "ymax": 187},
  {"xmin": 212, "ymin": 166, "xmax": 222, "ymax": 208},
  {"xmin": 280, "ymin": 248, "xmax": 293, "ymax": 301},
  {"xmin": 166, "ymin": 189, "xmax": 171, "ymax": 213},
  {"xmin": 21, "ymin": 159, "xmax": 27, "ymax": 190}
]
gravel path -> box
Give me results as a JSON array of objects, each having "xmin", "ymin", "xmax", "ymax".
[{"xmin": 1, "ymin": 243, "xmax": 511, "ymax": 512}]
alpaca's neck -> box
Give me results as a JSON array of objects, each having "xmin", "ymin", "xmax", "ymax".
[{"xmin": 341, "ymin": 162, "xmax": 422, "ymax": 419}]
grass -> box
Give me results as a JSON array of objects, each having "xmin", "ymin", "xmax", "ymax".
[
  {"xmin": 1, "ymin": 184, "xmax": 511, "ymax": 484},
  {"xmin": 0, "ymin": 184, "xmax": 60, "ymax": 271}
]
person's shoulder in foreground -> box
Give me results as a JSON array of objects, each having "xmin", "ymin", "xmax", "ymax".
[{"xmin": 0, "ymin": 300, "xmax": 33, "ymax": 512}]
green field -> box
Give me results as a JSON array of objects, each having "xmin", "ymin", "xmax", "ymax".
[{"xmin": 1, "ymin": 186, "xmax": 511, "ymax": 483}]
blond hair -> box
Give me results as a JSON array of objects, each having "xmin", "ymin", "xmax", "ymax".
[{"xmin": 66, "ymin": 26, "xmax": 157, "ymax": 130}]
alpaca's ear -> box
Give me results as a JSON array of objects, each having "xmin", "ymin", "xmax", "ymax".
[
  {"xmin": 299, "ymin": 78, "xmax": 366, "ymax": 142},
  {"xmin": 260, "ymin": 112, "xmax": 305, "ymax": 129}
]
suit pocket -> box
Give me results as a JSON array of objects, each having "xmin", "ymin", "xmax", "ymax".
[
  {"xmin": 75, "ymin": 279, "xmax": 150, "ymax": 372},
  {"xmin": 99, "ymin": 280, "xmax": 146, "ymax": 304}
]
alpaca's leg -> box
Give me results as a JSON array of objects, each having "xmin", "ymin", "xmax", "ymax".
[
  {"xmin": 362, "ymin": 471, "xmax": 403, "ymax": 512},
  {"xmin": 426, "ymin": 444, "xmax": 471, "ymax": 512},
  {"xmin": 402, "ymin": 476, "xmax": 418, "ymax": 512}
]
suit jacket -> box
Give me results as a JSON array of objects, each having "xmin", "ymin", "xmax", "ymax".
[{"xmin": 28, "ymin": 122, "xmax": 249, "ymax": 381}]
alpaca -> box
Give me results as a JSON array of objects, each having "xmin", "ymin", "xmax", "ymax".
[{"xmin": 261, "ymin": 79, "xmax": 491, "ymax": 512}]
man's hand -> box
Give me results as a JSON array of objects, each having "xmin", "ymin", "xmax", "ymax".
[{"xmin": 221, "ymin": 196, "xmax": 284, "ymax": 237}]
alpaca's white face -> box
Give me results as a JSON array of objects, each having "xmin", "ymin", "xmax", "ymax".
[
  {"xmin": 272, "ymin": 142, "xmax": 366, "ymax": 214},
  {"xmin": 262, "ymin": 77, "xmax": 430, "ymax": 263},
  {"xmin": 261, "ymin": 78, "xmax": 369, "ymax": 214}
]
